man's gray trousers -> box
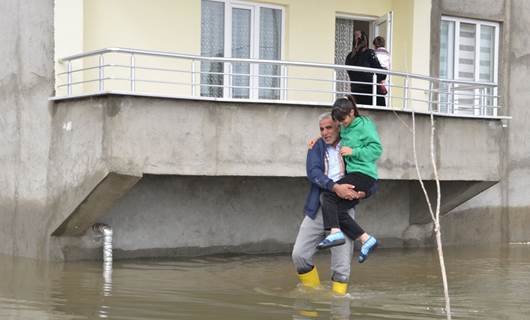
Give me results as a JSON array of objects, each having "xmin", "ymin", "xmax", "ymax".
[{"xmin": 291, "ymin": 208, "xmax": 355, "ymax": 283}]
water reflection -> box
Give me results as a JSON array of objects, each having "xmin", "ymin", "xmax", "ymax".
[
  {"xmin": 102, "ymin": 260, "xmax": 112, "ymax": 297},
  {"xmin": 1, "ymin": 245, "xmax": 530, "ymax": 319}
]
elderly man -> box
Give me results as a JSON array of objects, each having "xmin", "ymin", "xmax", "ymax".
[{"xmin": 291, "ymin": 112, "xmax": 372, "ymax": 295}]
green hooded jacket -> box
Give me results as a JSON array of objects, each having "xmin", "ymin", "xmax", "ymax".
[{"xmin": 340, "ymin": 116, "xmax": 382, "ymax": 179}]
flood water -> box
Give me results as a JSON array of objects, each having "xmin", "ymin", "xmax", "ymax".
[{"xmin": 1, "ymin": 245, "xmax": 530, "ymax": 319}]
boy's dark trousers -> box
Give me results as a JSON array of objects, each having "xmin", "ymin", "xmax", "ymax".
[{"xmin": 321, "ymin": 172, "xmax": 375, "ymax": 240}]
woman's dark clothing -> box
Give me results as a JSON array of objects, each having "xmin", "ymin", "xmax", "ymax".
[
  {"xmin": 321, "ymin": 172, "xmax": 376, "ymax": 240},
  {"xmin": 345, "ymin": 48, "xmax": 387, "ymax": 106}
]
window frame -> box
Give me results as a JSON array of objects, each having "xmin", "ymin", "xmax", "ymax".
[
  {"xmin": 441, "ymin": 16, "xmax": 500, "ymax": 115},
  {"xmin": 201, "ymin": 0, "xmax": 286, "ymax": 100},
  {"xmin": 441, "ymin": 16, "xmax": 500, "ymax": 85}
]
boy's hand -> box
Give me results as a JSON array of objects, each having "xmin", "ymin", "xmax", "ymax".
[
  {"xmin": 352, "ymin": 190, "xmax": 366, "ymax": 199},
  {"xmin": 340, "ymin": 146, "xmax": 353, "ymax": 156},
  {"xmin": 307, "ymin": 138, "xmax": 318, "ymax": 149}
]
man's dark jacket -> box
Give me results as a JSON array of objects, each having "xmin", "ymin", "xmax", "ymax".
[{"xmin": 303, "ymin": 138, "xmax": 377, "ymax": 219}]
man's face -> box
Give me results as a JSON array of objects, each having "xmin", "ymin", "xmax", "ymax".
[{"xmin": 319, "ymin": 118, "xmax": 340, "ymax": 145}]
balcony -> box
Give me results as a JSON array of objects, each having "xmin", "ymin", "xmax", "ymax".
[{"xmin": 52, "ymin": 47, "xmax": 505, "ymax": 119}]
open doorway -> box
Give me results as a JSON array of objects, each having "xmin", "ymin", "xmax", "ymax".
[{"xmin": 335, "ymin": 13, "xmax": 392, "ymax": 100}]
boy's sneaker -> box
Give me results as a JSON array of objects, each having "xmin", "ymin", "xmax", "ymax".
[
  {"xmin": 317, "ymin": 232, "xmax": 346, "ymax": 250},
  {"xmin": 358, "ymin": 235, "xmax": 378, "ymax": 263}
]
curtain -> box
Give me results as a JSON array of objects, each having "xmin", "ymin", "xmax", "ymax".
[
  {"xmin": 335, "ymin": 18, "xmax": 354, "ymax": 96},
  {"xmin": 439, "ymin": 20, "xmax": 455, "ymax": 113},
  {"xmin": 201, "ymin": 0, "xmax": 224, "ymax": 98},
  {"xmin": 480, "ymin": 25, "xmax": 495, "ymax": 82},
  {"xmin": 232, "ymin": 8, "xmax": 251, "ymax": 98},
  {"xmin": 457, "ymin": 23, "xmax": 477, "ymax": 114},
  {"xmin": 480, "ymin": 25, "xmax": 495, "ymax": 115}
]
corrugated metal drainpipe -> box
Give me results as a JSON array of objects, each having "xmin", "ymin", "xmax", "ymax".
[
  {"xmin": 93, "ymin": 223, "xmax": 113, "ymax": 296},
  {"xmin": 93, "ymin": 223, "xmax": 113, "ymax": 263}
]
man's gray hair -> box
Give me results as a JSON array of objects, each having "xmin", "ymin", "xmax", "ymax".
[{"xmin": 318, "ymin": 112, "xmax": 332, "ymax": 122}]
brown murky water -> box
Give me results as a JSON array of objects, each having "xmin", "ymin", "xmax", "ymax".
[{"xmin": 1, "ymin": 245, "xmax": 530, "ymax": 319}]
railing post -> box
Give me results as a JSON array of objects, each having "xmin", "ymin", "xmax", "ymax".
[
  {"xmin": 99, "ymin": 54, "xmax": 105, "ymax": 92},
  {"xmin": 130, "ymin": 53, "xmax": 135, "ymax": 92},
  {"xmin": 67, "ymin": 61, "xmax": 72, "ymax": 96},
  {"xmin": 436, "ymin": 79, "xmax": 444, "ymax": 113},
  {"xmin": 428, "ymin": 80, "xmax": 433, "ymax": 112},
  {"xmin": 191, "ymin": 60, "xmax": 196, "ymax": 97},
  {"xmin": 372, "ymin": 73, "xmax": 377, "ymax": 107},
  {"xmin": 223, "ymin": 62, "xmax": 231, "ymax": 98},
  {"xmin": 450, "ymin": 82, "xmax": 455, "ymax": 114},
  {"xmin": 332, "ymin": 69, "xmax": 337, "ymax": 100},
  {"xmin": 491, "ymin": 86, "xmax": 499, "ymax": 116},
  {"xmin": 478, "ymin": 87, "xmax": 482, "ymax": 116},
  {"xmin": 281, "ymin": 65, "xmax": 288, "ymax": 101},
  {"xmin": 403, "ymin": 76, "xmax": 409, "ymax": 110}
]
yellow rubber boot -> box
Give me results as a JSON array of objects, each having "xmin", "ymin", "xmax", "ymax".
[
  {"xmin": 297, "ymin": 266, "xmax": 320, "ymax": 288},
  {"xmin": 331, "ymin": 281, "xmax": 348, "ymax": 295},
  {"xmin": 298, "ymin": 310, "xmax": 319, "ymax": 318}
]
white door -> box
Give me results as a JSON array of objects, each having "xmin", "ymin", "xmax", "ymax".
[
  {"xmin": 229, "ymin": 4, "xmax": 254, "ymax": 99},
  {"xmin": 373, "ymin": 12, "xmax": 393, "ymax": 55},
  {"xmin": 373, "ymin": 12, "xmax": 393, "ymax": 105},
  {"xmin": 227, "ymin": 3, "xmax": 283, "ymax": 100}
]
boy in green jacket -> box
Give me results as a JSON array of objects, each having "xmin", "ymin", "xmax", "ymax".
[{"xmin": 316, "ymin": 95, "xmax": 382, "ymax": 263}]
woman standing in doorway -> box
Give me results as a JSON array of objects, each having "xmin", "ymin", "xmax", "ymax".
[{"xmin": 345, "ymin": 31, "xmax": 387, "ymax": 106}]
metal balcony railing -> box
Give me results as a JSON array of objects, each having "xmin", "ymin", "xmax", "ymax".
[{"xmin": 54, "ymin": 47, "xmax": 503, "ymax": 118}]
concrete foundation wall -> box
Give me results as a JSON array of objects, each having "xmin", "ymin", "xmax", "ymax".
[{"xmin": 85, "ymin": 176, "xmax": 409, "ymax": 259}]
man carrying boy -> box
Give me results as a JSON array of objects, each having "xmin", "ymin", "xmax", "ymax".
[{"xmin": 291, "ymin": 112, "xmax": 371, "ymax": 295}]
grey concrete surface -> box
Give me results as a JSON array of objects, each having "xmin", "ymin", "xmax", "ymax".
[
  {"xmin": 76, "ymin": 176, "xmax": 408, "ymax": 260},
  {"xmin": 409, "ymin": 180, "xmax": 497, "ymax": 225},
  {"xmin": 430, "ymin": 0, "xmax": 530, "ymax": 245},
  {"xmin": 504, "ymin": 0, "xmax": 530, "ymax": 242},
  {"xmin": 0, "ymin": 0, "xmax": 55, "ymax": 259},
  {"xmin": 58, "ymin": 95, "xmax": 503, "ymax": 182}
]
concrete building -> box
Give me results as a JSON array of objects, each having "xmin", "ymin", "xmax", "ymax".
[{"xmin": 0, "ymin": 0, "xmax": 527, "ymax": 260}]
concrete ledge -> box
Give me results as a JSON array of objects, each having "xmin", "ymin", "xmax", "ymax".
[
  {"xmin": 409, "ymin": 180, "xmax": 498, "ymax": 224},
  {"xmin": 52, "ymin": 172, "xmax": 142, "ymax": 236},
  {"xmin": 53, "ymin": 95, "xmax": 504, "ymax": 181}
]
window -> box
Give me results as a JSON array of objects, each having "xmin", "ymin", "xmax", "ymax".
[
  {"xmin": 439, "ymin": 16, "xmax": 499, "ymax": 115},
  {"xmin": 201, "ymin": 0, "xmax": 284, "ymax": 99}
]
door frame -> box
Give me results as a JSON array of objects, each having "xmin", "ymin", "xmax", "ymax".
[
  {"xmin": 334, "ymin": 12, "xmax": 393, "ymax": 104},
  {"xmin": 373, "ymin": 11, "xmax": 393, "ymax": 55},
  {"xmin": 225, "ymin": 3, "xmax": 256, "ymax": 99}
]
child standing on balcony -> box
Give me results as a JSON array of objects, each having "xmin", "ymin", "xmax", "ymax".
[
  {"xmin": 373, "ymin": 36, "xmax": 390, "ymax": 101},
  {"xmin": 316, "ymin": 95, "xmax": 382, "ymax": 263},
  {"xmin": 373, "ymin": 36, "xmax": 390, "ymax": 70}
]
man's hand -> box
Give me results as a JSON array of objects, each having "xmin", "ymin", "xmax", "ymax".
[
  {"xmin": 332, "ymin": 184, "xmax": 367, "ymax": 200},
  {"xmin": 340, "ymin": 146, "xmax": 353, "ymax": 156},
  {"xmin": 332, "ymin": 183, "xmax": 355, "ymax": 200}
]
